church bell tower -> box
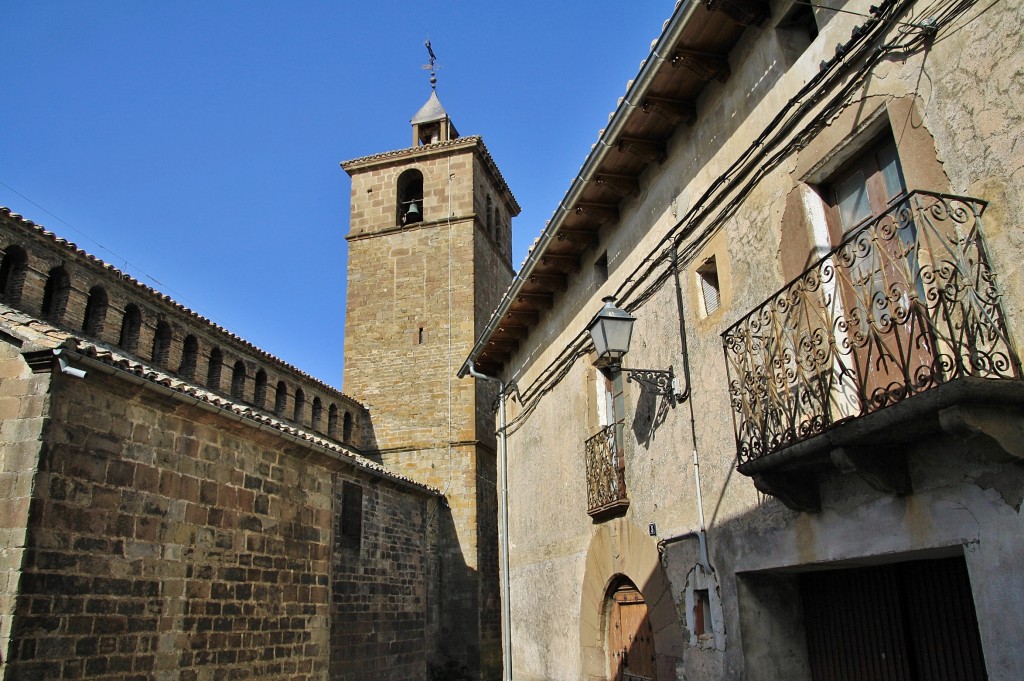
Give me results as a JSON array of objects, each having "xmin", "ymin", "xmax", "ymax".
[{"xmin": 341, "ymin": 78, "xmax": 519, "ymax": 678}]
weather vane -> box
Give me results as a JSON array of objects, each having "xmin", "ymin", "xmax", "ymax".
[{"xmin": 423, "ymin": 39, "xmax": 441, "ymax": 91}]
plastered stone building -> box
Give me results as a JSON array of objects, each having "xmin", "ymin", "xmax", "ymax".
[
  {"xmin": 463, "ymin": 0, "xmax": 1024, "ymax": 680},
  {"xmin": 0, "ymin": 88, "xmax": 516, "ymax": 679}
]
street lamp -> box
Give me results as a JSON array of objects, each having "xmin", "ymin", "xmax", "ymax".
[{"xmin": 587, "ymin": 296, "xmax": 681, "ymax": 405}]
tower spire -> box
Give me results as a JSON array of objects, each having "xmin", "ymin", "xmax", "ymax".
[{"xmin": 412, "ymin": 40, "xmax": 457, "ymax": 146}]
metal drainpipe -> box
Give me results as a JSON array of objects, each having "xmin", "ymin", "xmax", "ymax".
[
  {"xmin": 670, "ymin": 243, "xmax": 711, "ymax": 573},
  {"xmin": 465, "ymin": 361, "xmax": 512, "ymax": 681}
]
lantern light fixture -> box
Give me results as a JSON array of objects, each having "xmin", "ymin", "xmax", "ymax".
[{"xmin": 587, "ymin": 296, "xmax": 681, "ymax": 406}]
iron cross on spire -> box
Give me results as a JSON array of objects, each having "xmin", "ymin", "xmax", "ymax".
[{"xmin": 423, "ymin": 39, "xmax": 441, "ymax": 90}]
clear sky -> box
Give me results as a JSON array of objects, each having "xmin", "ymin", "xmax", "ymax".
[{"xmin": 2, "ymin": 2, "xmax": 674, "ymax": 387}]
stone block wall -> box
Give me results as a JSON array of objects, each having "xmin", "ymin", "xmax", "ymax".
[
  {"xmin": 344, "ymin": 214, "xmax": 479, "ymax": 451},
  {"xmin": 2, "ymin": 358, "xmax": 437, "ymax": 681},
  {"xmin": 331, "ymin": 472, "xmax": 439, "ymax": 679},
  {"xmin": 0, "ymin": 209, "xmax": 370, "ymax": 452},
  {"xmin": 376, "ymin": 443, "xmax": 498, "ymax": 676},
  {"xmin": 0, "ymin": 338, "xmax": 51, "ymax": 669},
  {"xmin": 6, "ymin": 368, "xmax": 334, "ymax": 680}
]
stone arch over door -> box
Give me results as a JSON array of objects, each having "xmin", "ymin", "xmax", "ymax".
[{"xmin": 580, "ymin": 518, "xmax": 685, "ymax": 680}]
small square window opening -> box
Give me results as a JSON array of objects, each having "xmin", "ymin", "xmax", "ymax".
[{"xmin": 697, "ymin": 257, "xmax": 721, "ymax": 317}]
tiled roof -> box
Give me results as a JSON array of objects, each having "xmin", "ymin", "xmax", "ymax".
[
  {"xmin": 0, "ymin": 304, "xmax": 439, "ymax": 496},
  {"xmin": 410, "ymin": 91, "xmax": 448, "ymax": 125}
]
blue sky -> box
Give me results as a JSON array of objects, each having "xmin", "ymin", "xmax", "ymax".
[{"xmin": 2, "ymin": 2, "xmax": 674, "ymax": 387}]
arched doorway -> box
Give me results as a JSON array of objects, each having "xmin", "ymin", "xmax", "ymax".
[
  {"xmin": 579, "ymin": 519, "xmax": 684, "ymax": 680},
  {"xmin": 607, "ymin": 577, "xmax": 657, "ymax": 681}
]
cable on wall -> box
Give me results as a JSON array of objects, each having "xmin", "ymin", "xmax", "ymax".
[{"xmin": 499, "ymin": 0, "xmax": 976, "ymax": 436}]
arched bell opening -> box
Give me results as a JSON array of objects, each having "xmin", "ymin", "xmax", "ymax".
[{"xmin": 397, "ymin": 168, "xmax": 424, "ymax": 226}]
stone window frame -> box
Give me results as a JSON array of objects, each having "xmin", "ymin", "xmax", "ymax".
[
  {"xmin": 231, "ymin": 360, "xmax": 247, "ymax": 400},
  {"xmin": 274, "ymin": 381, "xmax": 288, "ymax": 416},
  {"xmin": 328, "ymin": 403, "xmax": 339, "ymax": 438},
  {"xmin": 311, "ymin": 396, "xmax": 323, "ymax": 431},
  {"xmin": 687, "ymin": 230, "xmax": 732, "ymax": 326},
  {"xmin": 253, "ymin": 369, "xmax": 268, "ymax": 409},
  {"xmin": 339, "ymin": 480, "xmax": 363, "ymax": 551},
  {"xmin": 293, "ymin": 388, "xmax": 306, "ymax": 425},
  {"xmin": 342, "ymin": 411, "xmax": 353, "ymax": 443},
  {"xmin": 152, "ymin": 319, "xmax": 173, "ymax": 366},
  {"xmin": 179, "ymin": 335, "xmax": 199, "ymax": 379},
  {"xmin": 207, "ymin": 347, "xmax": 224, "ymax": 391},
  {"xmin": 779, "ymin": 95, "xmax": 950, "ymax": 289},
  {"xmin": 119, "ymin": 303, "xmax": 143, "ymax": 353},
  {"xmin": 396, "ymin": 168, "xmax": 424, "ymax": 226}
]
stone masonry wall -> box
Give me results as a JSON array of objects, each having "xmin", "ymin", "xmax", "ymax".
[
  {"xmin": 343, "ymin": 146, "xmax": 480, "ymax": 452},
  {"xmin": 343, "ymin": 138, "xmax": 513, "ymax": 678},
  {"xmin": 0, "ymin": 338, "xmax": 50, "ymax": 669},
  {"xmin": 3, "ymin": 361, "xmax": 436, "ymax": 681},
  {"xmin": 0, "ymin": 209, "xmax": 370, "ymax": 451},
  {"xmin": 6, "ymin": 368, "xmax": 333, "ymax": 680},
  {"xmin": 330, "ymin": 471, "xmax": 439, "ymax": 679}
]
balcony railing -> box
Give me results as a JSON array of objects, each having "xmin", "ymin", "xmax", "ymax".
[
  {"xmin": 585, "ymin": 423, "xmax": 629, "ymax": 518},
  {"xmin": 723, "ymin": 191, "xmax": 1020, "ymax": 464}
]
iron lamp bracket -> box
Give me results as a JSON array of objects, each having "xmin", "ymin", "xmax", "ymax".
[{"xmin": 619, "ymin": 365, "xmax": 681, "ymax": 407}]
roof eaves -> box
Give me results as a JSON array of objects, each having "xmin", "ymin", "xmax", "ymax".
[
  {"xmin": 458, "ymin": 0, "xmax": 700, "ymax": 377},
  {"xmin": 12, "ymin": 329, "xmax": 440, "ymax": 496}
]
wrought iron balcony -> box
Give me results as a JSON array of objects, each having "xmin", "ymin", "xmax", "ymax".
[
  {"xmin": 723, "ymin": 191, "xmax": 1021, "ymax": 469},
  {"xmin": 585, "ymin": 423, "xmax": 629, "ymax": 520}
]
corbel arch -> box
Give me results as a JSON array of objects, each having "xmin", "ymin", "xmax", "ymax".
[{"xmin": 579, "ymin": 518, "xmax": 685, "ymax": 680}]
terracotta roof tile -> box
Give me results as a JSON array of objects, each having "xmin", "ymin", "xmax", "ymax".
[{"xmin": 0, "ymin": 304, "xmax": 437, "ymax": 495}]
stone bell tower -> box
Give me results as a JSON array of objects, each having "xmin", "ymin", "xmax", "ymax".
[{"xmin": 341, "ymin": 83, "xmax": 519, "ymax": 678}]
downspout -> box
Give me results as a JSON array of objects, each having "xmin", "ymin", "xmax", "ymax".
[
  {"xmin": 670, "ymin": 243, "xmax": 710, "ymax": 573},
  {"xmin": 465, "ymin": 360, "xmax": 512, "ymax": 681},
  {"xmin": 54, "ymin": 349, "xmax": 87, "ymax": 378}
]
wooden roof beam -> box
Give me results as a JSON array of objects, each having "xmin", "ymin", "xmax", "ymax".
[
  {"xmin": 642, "ymin": 96, "xmax": 697, "ymax": 127},
  {"xmin": 504, "ymin": 309, "xmax": 539, "ymax": 325},
  {"xmin": 527, "ymin": 272, "xmax": 569, "ymax": 291},
  {"xmin": 706, "ymin": 0, "xmax": 769, "ymax": 27},
  {"xmin": 539, "ymin": 253, "xmax": 581, "ymax": 273},
  {"xmin": 480, "ymin": 348, "xmax": 511, "ymax": 364},
  {"xmin": 495, "ymin": 324, "xmax": 529, "ymax": 340},
  {"xmin": 516, "ymin": 292, "xmax": 554, "ymax": 309},
  {"xmin": 573, "ymin": 203, "xmax": 620, "ymax": 226},
  {"xmin": 617, "ymin": 136, "xmax": 668, "ymax": 164},
  {"xmin": 591, "ymin": 174, "xmax": 640, "ymax": 199},
  {"xmin": 556, "ymin": 229, "xmax": 601, "ymax": 247},
  {"xmin": 670, "ymin": 49, "xmax": 731, "ymax": 82},
  {"xmin": 486, "ymin": 339, "xmax": 520, "ymax": 353}
]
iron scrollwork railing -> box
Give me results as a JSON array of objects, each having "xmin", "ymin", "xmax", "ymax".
[
  {"xmin": 723, "ymin": 191, "xmax": 1020, "ymax": 464},
  {"xmin": 584, "ymin": 423, "xmax": 628, "ymax": 514}
]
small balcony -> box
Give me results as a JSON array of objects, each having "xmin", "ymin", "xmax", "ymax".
[
  {"xmin": 722, "ymin": 191, "xmax": 1023, "ymax": 510},
  {"xmin": 585, "ymin": 423, "xmax": 629, "ymax": 520}
]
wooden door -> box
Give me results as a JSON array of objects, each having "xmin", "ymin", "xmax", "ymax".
[
  {"xmin": 608, "ymin": 582, "xmax": 657, "ymax": 681},
  {"xmin": 800, "ymin": 556, "xmax": 987, "ymax": 681},
  {"xmin": 828, "ymin": 136, "xmax": 936, "ymax": 411}
]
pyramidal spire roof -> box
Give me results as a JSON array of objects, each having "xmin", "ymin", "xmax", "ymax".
[{"xmin": 411, "ymin": 91, "xmax": 449, "ymax": 125}]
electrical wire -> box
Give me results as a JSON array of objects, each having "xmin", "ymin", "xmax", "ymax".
[
  {"xmin": 0, "ymin": 180, "xmax": 228, "ymax": 327},
  {"xmin": 499, "ymin": 0, "xmax": 979, "ymax": 435}
]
